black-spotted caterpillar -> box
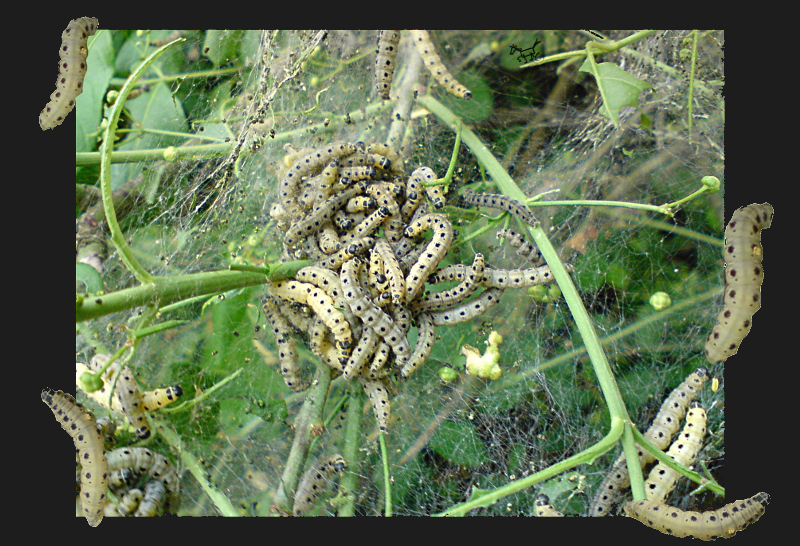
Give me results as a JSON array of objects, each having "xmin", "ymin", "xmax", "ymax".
[
  {"xmin": 705, "ymin": 203, "xmax": 773, "ymax": 364},
  {"xmin": 624, "ymin": 492, "xmax": 770, "ymax": 540},
  {"xmin": 292, "ymin": 454, "xmax": 347, "ymax": 516},
  {"xmin": 40, "ymin": 17, "xmax": 99, "ymax": 130},
  {"xmin": 42, "ymin": 388, "xmax": 108, "ymax": 526}
]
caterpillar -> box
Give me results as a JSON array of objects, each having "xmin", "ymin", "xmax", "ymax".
[
  {"xmin": 105, "ymin": 447, "xmax": 180, "ymax": 514},
  {"xmin": 315, "ymin": 237, "xmax": 375, "ymax": 270},
  {"xmin": 704, "ymin": 203, "xmax": 774, "ymax": 364},
  {"xmin": 403, "ymin": 213, "xmax": 455, "ymax": 302},
  {"xmin": 375, "ymin": 30, "xmax": 401, "ymax": 99},
  {"xmin": 589, "ymin": 367, "xmax": 709, "ymax": 516},
  {"xmin": 412, "ymin": 253, "xmax": 486, "ymax": 312},
  {"xmin": 293, "ymin": 454, "xmax": 347, "ymax": 516},
  {"xmin": 645, "ymin": 401, "xmax": 707, "ymax": 503},
  {"xmin": 409, "ymin": 30, "xmax": 472, "ymax": 100},
  {"xmin": 496, "ymin": 228, "xmax": 546, "ymax": 266},
  {"xmin": 284, "ymin": 184, "xmax": 363, "ymax": 249},
  {"xmin": 429, "ymin": 287, "xmax": 504, "ymax": 326},
  {"xmin": 104, "ymin": 488, "xmax": 143, "ymax": 517},
  {"xmin": 400, "ymin": 312, "xmax": 436, "ymax": 378},
  {"xmin": 374, "ymin": 239, "xmax": 405, "ymax": 304},
  {"xmin": 261, "ymin": 296, "xmax": 308, "ymax": 391},
  {"xmin": 340, "ymin": 257, "xmax": 411, "ymax": 366},
  {"xmin": 40, "ymin": 17, "xmax": 99, "ymax": 130},
  {"xmin": 341, "ymin": 206, "xmax": 390, "ymax": 244},
  {"xmin": 623, "ymin": 492, "xmax": 770, "ymax": 540},
  {"xmin": 359, "ymin": 377, "xmax": 391, "ymax": 433},
  {"xmin": 81, "ymin": 354, "xmax": 150, "ymax": 439},
  {"xmin": 343, "ymin": 327, "xmax": 379, "ymax": 380},
  {"xmin": 270, "ymin": 280, "xmax": 352, "ymax": 351},
  {"xmin": 534, "ymin": 494, "xmax": 565, "ymax": 517},
  {"xmin": 460, "ymin": 188, "xmax": 538, "ymax": 227},
  {"xmin": 42, "ymin": 388, "xmax": 108, "ymax": 527},
  {"xmin": 76, "ymin": 362, "xmax": 182, "ymax": 414}
]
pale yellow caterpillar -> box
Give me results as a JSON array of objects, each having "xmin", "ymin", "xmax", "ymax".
[
  {"xmin": 80, "ymin": 354, "xmax": 150, "ymax": 439},
  {"xmin": 375, "ymin": 30, "xmax": 401, "ymax": 99},
  {"xmin": 590, "ymin": 367, "xmax": 709, "ymax": 516},
  {"xmin": 343, "ymin": 327, "xmax": 379, "ymax": 380},
  {"xmin": 496, "ymin": 228, "xmax": 545, "ymax": 266},
  {"xmin": 341, "ymin": 206, "xmax": 389, "ymax": 244},
  {"xmin": 42, "ymin": 388, "xmax": 108, "ymax": 527},
  {"xmin": 316, "ymin": 237, "xmax": 375, "ymax": 270},
  {"xmin": 401, "ymin": 167, "xmax": 436, "ymax": 219},
  {"xmin": 284, "ymin": 184, "xmax": 363, "ymax": 248},
  {"xmin": 76, "ymin": 360, "xmax": 182, "ymax": 413},
  {"xmin": 339, "ymin": 165, "xmax": 375, "ymax": 186},
  {"xmin": 399, "ymin": 312, "xmax": 436, "ymax": 378},
  {"xmin": 413, "ymin": 253, "xmax": 486, "ymax": 312},
  {"xmin": 359, "ymin": 377, "xmax": 391, "ymax": 432},
  {"xmin": 270, "ymin": 280, "xmax": 353, "ymax": 351},
  {"xmin": 340, "ymin": 257, "xmax": 411, "ymax": 366},
  {"xmin": 623, "ymin": 492, "xmax": 770, "ymax": 540},
  {"xmin": 261, "ymin": 296, "xmax": 308, "ymax": 391},
  {"xmin": 374, "ymin": 239, "xmax": 405, "ymax": 304},
  {"xmin": 293, "ymin": 454, "xmax": 347, "ymax": 516},
  {"xmin": 645, "ymin": 401, "xmax": 707, "ymax": 503},
  {"xmin": 460, "ymin": 188, "xmax": 538, "ymax": 226},
  {"xmin": 534, "ymin": 494, "xmax": 565, "ymax": 517},
  {"xmin": 40, "ymin": 17, "xmax": 99, "ymax": 130},
  {"xmin": 409, "ymin": 30, "xmax": 472, "ymax": 100},
  {"xmin": 106, "ymin": 447, "xmax": 180, "ymax": 514},
  {"xmin": 429, "ymin": 287, "xmax": 504, "ymax": 326},
  {"xmin": 104, "ymin": 488, "xmax": 143, "ymax": 517},
  {"xmin": 403, "ymin": 213, "xmax": 455, "ymax": 302},
  {"xmin": 705, "ymin": 203, "xmax": 774, "ymax": 364}
]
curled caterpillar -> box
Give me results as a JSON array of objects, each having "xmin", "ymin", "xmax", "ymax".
[
  {"xmin": 623, "ymin": 492, "xmax": 770, "ymax": 540},
  {"xmin": 293, "ymin": 454, "xmax": 347, "ymax": 516},
  {"xmin": 534, "ymin": 494, "xmax": 565, "ymax": 517},
  {"xmin": 590, "ymin": 367, "xmax": 709, "ymax": 516},
  {"xmin": 106, "ymin": 447, "xmax": 180, "ymax": 515},
  {"xmin": 403, "ymin": 213, "xmax": 455, "ymax": 302},
  {"xmin": 42, "ymin": 388, "xmax": 108, "ymax": 526},
  {"xmin": 40, "ymin": 17, "xmax": 99, "ymax": 130},
  {"xmin": 705, "ymin": 203, "xmax": 774, "ymax": 364},
  {"xmin": 409, "ymin": 30, "xmax": 472, "ymax": 100}
]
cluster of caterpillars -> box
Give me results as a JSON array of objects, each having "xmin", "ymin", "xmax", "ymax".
[{"xmin": 266, "ymin": 140, "xmax": 552, "ymax": 433}]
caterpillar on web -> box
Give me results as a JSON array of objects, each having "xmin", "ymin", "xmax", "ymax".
[
  {"xmin": 76, "ymin": 360, "xmax": 182, "ymax": 413},
  {"xmin": 589, "ymin": 367, "xmax": 709, "ymax": 516},
  {"xmin": 459, "ymin": 188, "xmax": 538, "ymax": 227},
  {"xmin": 644, "ymin": 401, "xmax": 707, "ymax": 503},
  {"xmin": 403, "ymin": 213, "xmax": 455, "ymax": 302},
  {"xmin": 375, "ymin": 31, "xmax": 401, "ymax": 99},
  {"xmin": 704, "ymin": 203, "xmax": 774, "ymax": 364},
  {"xmin": 80, "ymin": 354, "xmax": 151, "ymax": 439},
  {"xmin": 496, "ymin": 228, "xmax": 546, "ymax": 266},
  {"xmin": 429, "ymin": 287, "xmax": 504, "ymax": 326},
  {"xmin": 293, "ymin": 454, "xmax": 347, "ymax": 516},
  {"xmin": 359, "ymin": 377, "xmax": 391, "ymax": 433},
  {"xmin": 409, "ymin": 30, "xmax": 472, "ymax": 100},
  {"xmin": 40, "ymin": 17, "xmax": 99, "ymax": 130},
  {"xmin": 105, "ymin": 447, "xmax": 180, "ymax": 514},
  {"xmin": 623, "ymin": 492, "xmax": 770, "ymax": 540},
  {"xmin": 42, "ymin": 388, "xmax": 108, "ymax": 527},
  {"xmin": 261, "ymin": 296, "xmax": 308, "ymax": 391},
  {"xmin": 412, "ymin": 253, "xmax": 486, "ymax": 312}
]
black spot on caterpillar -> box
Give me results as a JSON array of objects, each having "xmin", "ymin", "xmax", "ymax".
[
  {"xmin": 590, "ymin": 367, "xmax": 709, "ymax": 516},
  {"xmin": 375, "ymin": 30, "xmax": 401, "ymax": 100},
  {"xmin": 535, "ymin": 494, "xmax": 564, "ymax": 517},
  {"xmin": 343, "ymin": 327, "xmax": 379, "ymax": 380},
  {"xmin": 412, "ymin": 253, "xmax": 486, "ymax": 312},
  {"xmin": 106, "ymin": 447, "xmax": 180, "ymax": 514},
  {"xmin": 460, "ymin": 188, "xmax": 538, "ymax": 227},
  {"xmin": 623, "ymin": 492, "xmax": 770, "ymax": 540},
  {"xmin": 644, "ymin": 401, "xmax": 707, "ymax": 503},
  {"xmin": 705, "ymin": 203, "xmax": 774, "ymax": 364},
  {"xmin": 104, "ymin": 488, "xmax": 143, "ymax": 517},
  {"xmin": 315, "ymin": 236, "xmax": 375, "ymax": 270},
  {"xmin": 40, "ymin": 17, "xmax": 99, "ymax": 130},
  {"xmin": 409, "ymin": 30, "xmax": 472, "ymax": 100},
  {"xmin": 42, "ymin": 388, "xmax": 108, "ymax": 526},
  {"xmin": 293, "ymin": 454, "xmax": 347, "ymax": 516}
]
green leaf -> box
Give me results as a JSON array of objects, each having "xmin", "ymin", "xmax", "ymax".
[
  {"xmin": 429, "ymin": 419, "xmax": 488, "ymax": 467},
  {"xmin": 579, "ymin": 58, "xmax": 650, "ymax": 125},
  {"xmin": 76, "ymin": 262, "xmax": 104, "ymax": 295},
  {"xmin": 77, "ymin": 30, "xmax": 115, "ymax": 153}
]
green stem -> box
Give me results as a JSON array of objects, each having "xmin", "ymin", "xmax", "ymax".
[
  {"xmin": 99, "ymin": 38, "xmax": 185, "ymax": 283},
  {"xmin": 336, "ymin": 388, "xmax": 364, "ymax": 517},
  {"xmin": 437, "ymin": 417, "xmax": 624, "ymax": 516},
  {"xmin": 419, "ymin": 93, "xmax": 643, "ymax": 508},
  {"xmin": 154, "ymin": 417, "xmax": 240, "ymax": 516},
  {"xmin": 76, "ymin": 269, "xmax": 267, "ymax": 322},
  {"xmin": 379, "ymin": 432, "xmax": 392, "ymax": 517}
]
